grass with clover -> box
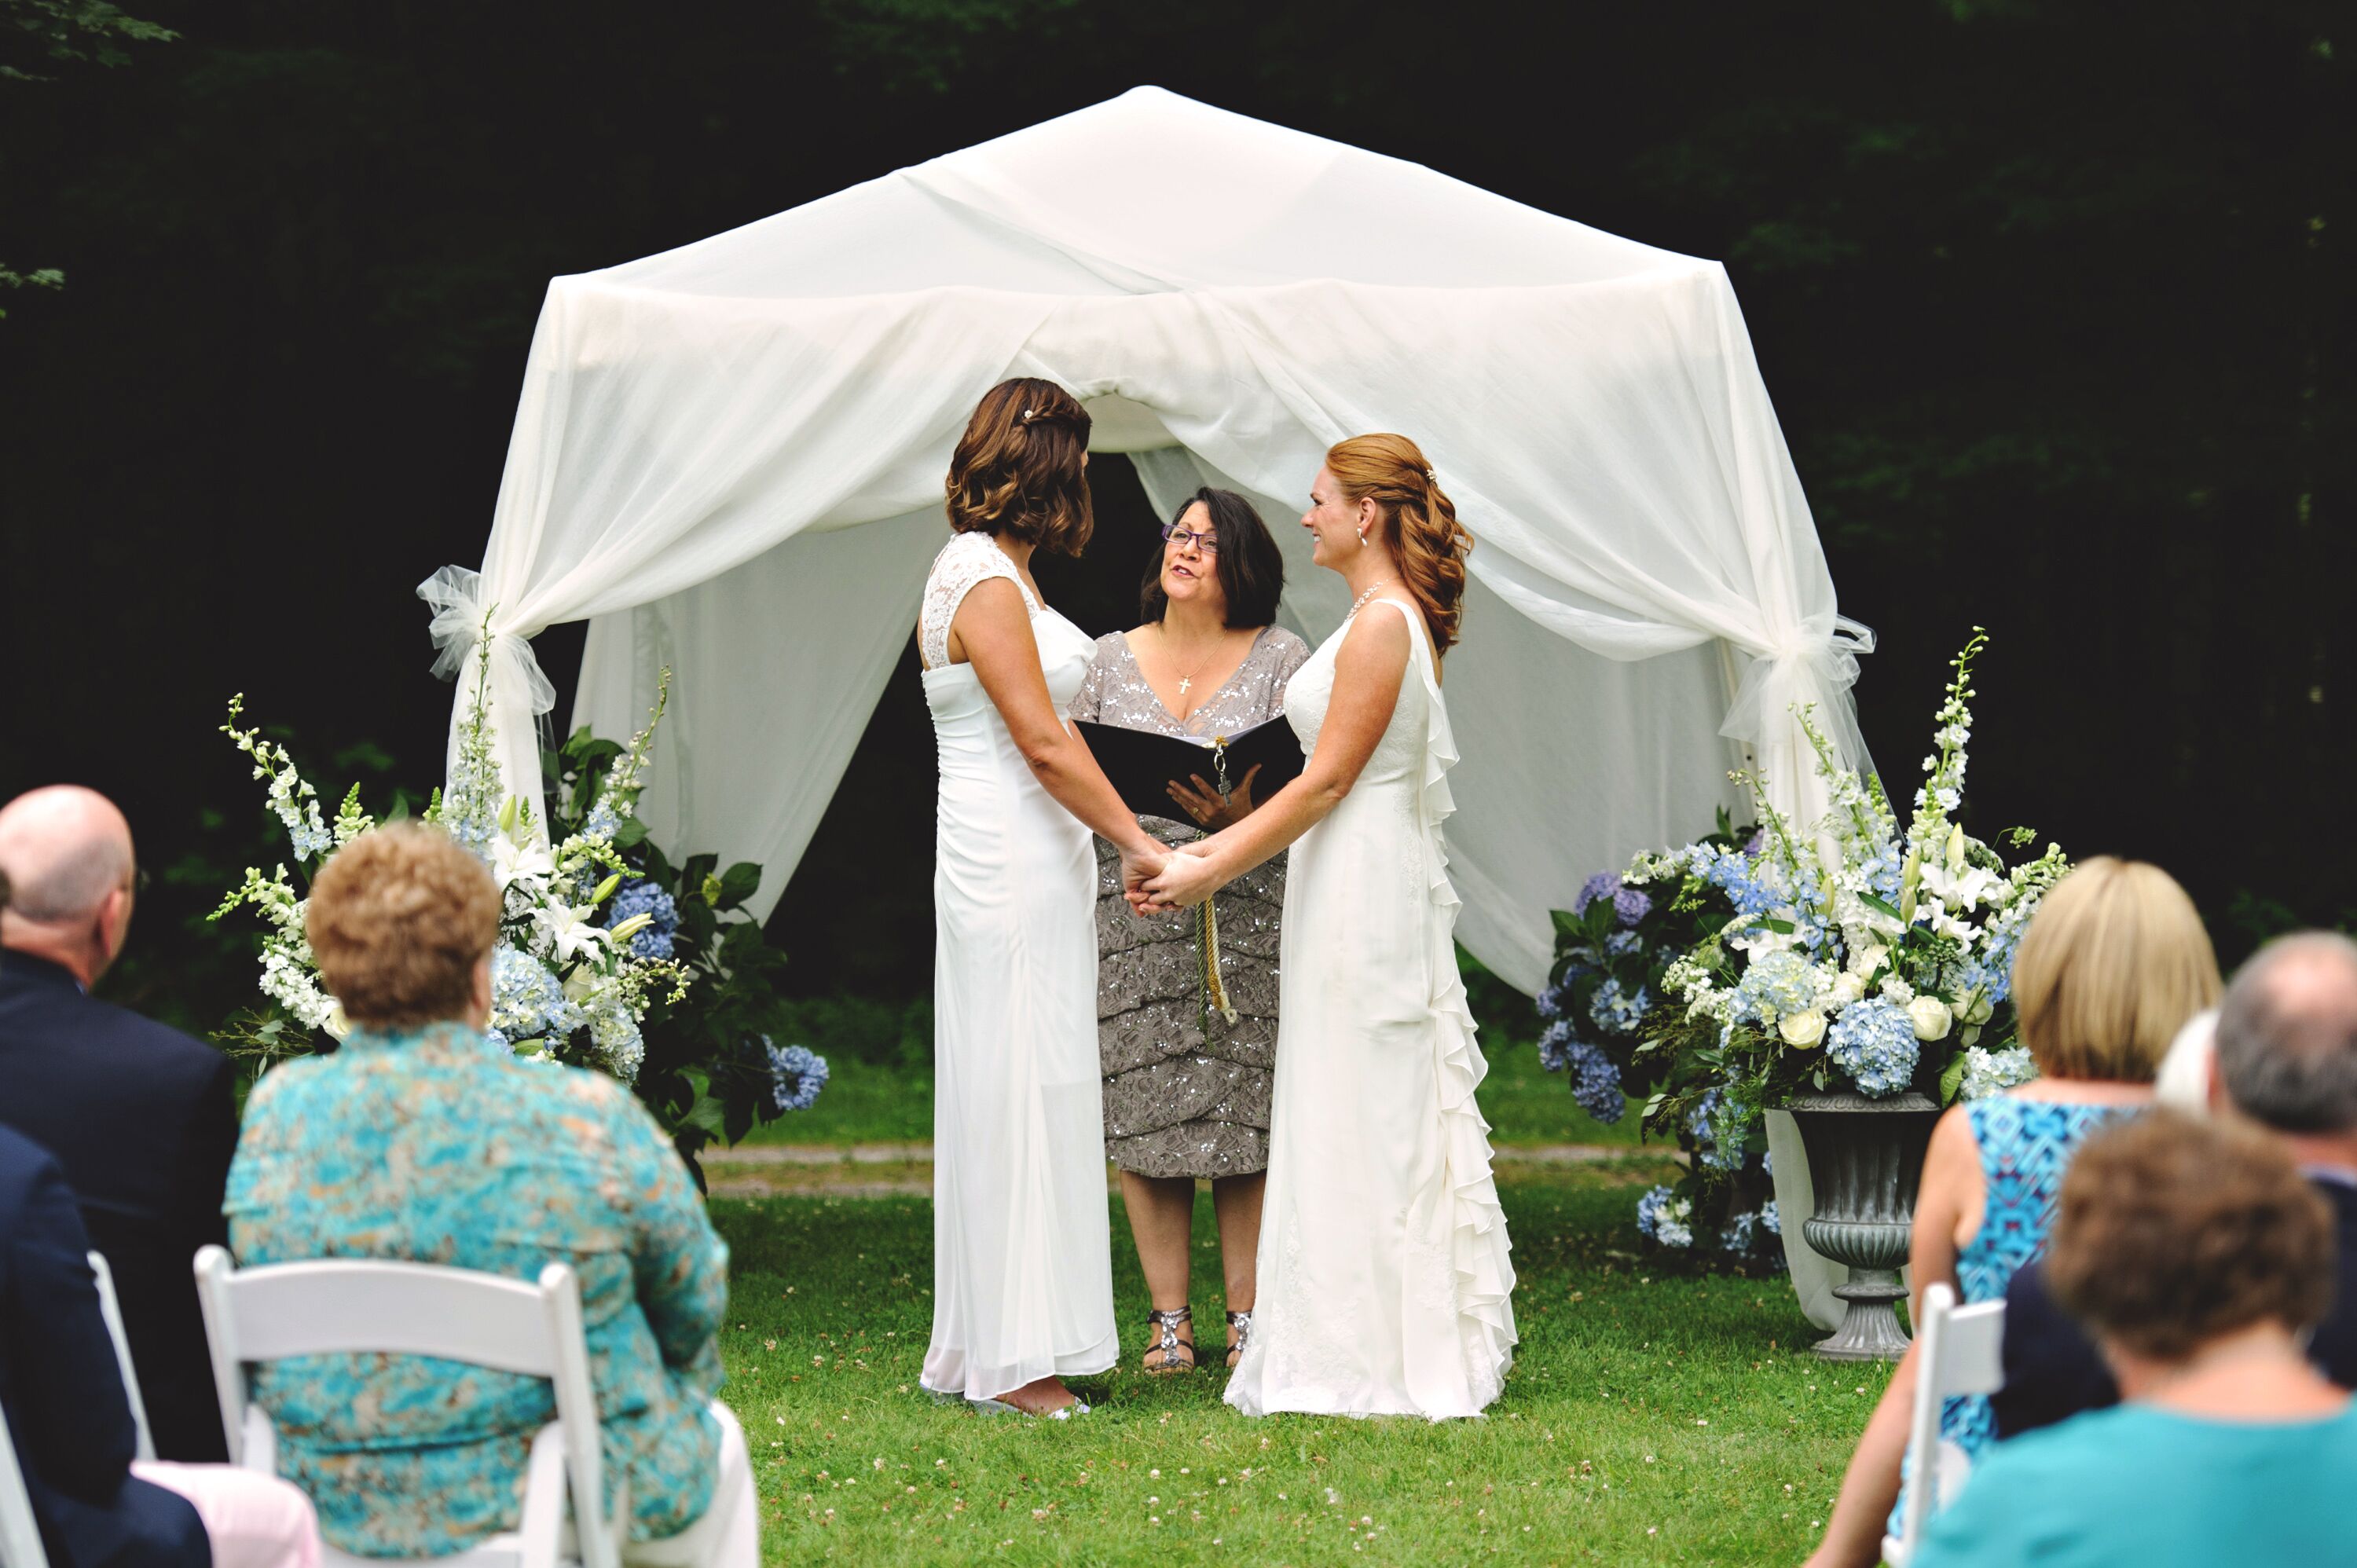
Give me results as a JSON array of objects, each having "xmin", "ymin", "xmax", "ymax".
[{"xmin": 711, "ymin": 1163, "xmax": 1884, "ymax": 1566}]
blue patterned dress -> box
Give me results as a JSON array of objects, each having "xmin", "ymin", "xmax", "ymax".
[
  {"xmin": 225, "ymin": 1022, "xmax": 728, "ymax": 1555},
  {"xmin": 1892, "ymin": 1096, "xmax": 2135, "ymax": 1533}
]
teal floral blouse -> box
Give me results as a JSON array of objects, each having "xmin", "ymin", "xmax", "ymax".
[{"xmin": 225, "ymin": 1022, "xmax": 728, "ymax": 1555}]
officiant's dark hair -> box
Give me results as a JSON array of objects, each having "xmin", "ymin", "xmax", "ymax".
[
  {"xmin": 1139, "ymin": 488, "xmax": 1285, "ymax": 629},
  {"xmin": 946, "ymin": 378, "xmax": 1094, "ymax": 556}
]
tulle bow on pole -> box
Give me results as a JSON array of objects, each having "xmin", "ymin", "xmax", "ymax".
[
  {"xmin": 1717, "ymin": 614, "xmax": 1879, "ymax": 778},
  {"xmin": 416, "ymin": 565, "xmax": 558, "ymax": 718}
]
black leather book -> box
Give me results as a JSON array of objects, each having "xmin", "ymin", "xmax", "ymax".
[{"xmin": 1073, "ymin": 716, "xmax": 1306, "ymax": 819}]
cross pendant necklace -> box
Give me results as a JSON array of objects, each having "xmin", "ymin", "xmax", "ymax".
[{"xmin": 1166, "ymin": 629, "xmax": 1224, "ymax": 703}]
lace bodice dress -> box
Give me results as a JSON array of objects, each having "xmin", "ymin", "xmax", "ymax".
[
  {"xmin": 1223, "ymin": 597, "xmax": 1516, "ymax": 1420},
  {"xmin": 1069, "ymin": 625, "xmax": 1310, "ymax": 1180},
  {"xmin": 915, "ymin": 531, "xmax": 1117, "ymax": 1400}
]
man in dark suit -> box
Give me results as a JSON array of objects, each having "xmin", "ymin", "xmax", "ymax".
[
  {"xmin": 0, "ymin": 786, "xmax": 239, "ymax": 1463},
  {"xmin": 1995, "ymin": 931, "xmax": 2357, "ymax": 1436},
  {"xmin": 0, "ymin": 1120, "xmax": 211, "ymax": 1568}
]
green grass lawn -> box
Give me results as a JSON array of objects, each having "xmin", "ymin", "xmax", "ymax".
[{"xmin": 712, "ymin": 1163, "xmax": 1878, "ymax": 1565}]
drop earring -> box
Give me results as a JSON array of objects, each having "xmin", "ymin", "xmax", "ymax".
[{"xmin": 1357, "ymin": 529, "xmax": 1369, "ymax": 547}]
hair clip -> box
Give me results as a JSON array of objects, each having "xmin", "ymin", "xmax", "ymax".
[{"xmin": 1021, "ymin": 408, "xmax": 1037, "ymax": 422}]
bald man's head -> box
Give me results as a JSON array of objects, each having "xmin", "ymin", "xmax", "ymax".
[
  {"xmin": 2215, "ymin": 932, "xmax": 2357, "ymax": 1135},
  {"xmin": 0, "ymin": 786, "xmax": 135, "ymax": 925}
]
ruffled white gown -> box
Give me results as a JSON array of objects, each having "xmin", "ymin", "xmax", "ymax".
[
  {"xmin": 1224, "ymin": 595, "xmax": 1517, "ymax": 1420},
  {"xmin": 917, "ymin": 532, "xmax": 1119, "ymax": 1400}
]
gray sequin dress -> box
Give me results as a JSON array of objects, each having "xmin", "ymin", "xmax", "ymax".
[{"xmin": 1070, "ymin": 625, "xmax": 1312, "ymax": 1179}]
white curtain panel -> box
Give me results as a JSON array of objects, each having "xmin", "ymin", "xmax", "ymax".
[{"xmin": 434, "ymin": 86, "xmax": 1874, "ymax": 1324}]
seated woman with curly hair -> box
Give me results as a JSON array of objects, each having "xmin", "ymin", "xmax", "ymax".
[
  {"xmin": 1914, "ymin": 1108, "xmax": 2357, "ymax": 1566},
  {"xmin": 225, "ymin": 823, "xmax": 756, "ymax": 1568}
]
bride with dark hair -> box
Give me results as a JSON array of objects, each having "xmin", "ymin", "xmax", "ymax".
[{"xmin": 915, "ymin": 378, "xmax": 1167, "ymax": 1418}]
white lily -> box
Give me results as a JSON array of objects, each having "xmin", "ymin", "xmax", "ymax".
[
  {"xmin": 1919, "ymin": 860, "xmax": 2000, "ymax": 913},
  {"xmin": 533, "ymin": 901, "xmax": 610, "ymax": 965},
  {"xmin": 493, "ymin": 833, "xmax": 555, "ymax": 894}
]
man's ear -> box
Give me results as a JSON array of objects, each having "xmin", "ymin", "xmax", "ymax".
[{"xmin": 93, "ymin": 886, "xmax": 131, "ymax": 967}]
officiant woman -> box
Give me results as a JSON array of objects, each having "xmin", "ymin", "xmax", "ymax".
[{"xmin": 1069, "ymin": 489, "xmax": 1307, "ymax": 1374}]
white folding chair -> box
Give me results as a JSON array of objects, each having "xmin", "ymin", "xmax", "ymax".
[
  {"xmin": 1882, "ymin": 1282, "xmax": 2007, "ymax": 1567},
  {"xmin": 192, "ymin": 1245, "xmax": 621, "ymax": 1568},
  {"xmin": 0, "ymin": 1399, "xmax": 47, "ymax": 1568},
  {"xmin": 86, "ymin": 1252, "xmax": 155, "ymax": 1463}
]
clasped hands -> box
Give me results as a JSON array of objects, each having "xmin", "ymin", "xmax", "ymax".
[{"xmin": 1119, "ymin": 837, "xmax": 1222, "ymax": 915}]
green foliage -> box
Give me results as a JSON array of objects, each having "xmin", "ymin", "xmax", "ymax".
[{"xmin": 2, "ymin": 0, "xmax": 174, "ymax": 82}]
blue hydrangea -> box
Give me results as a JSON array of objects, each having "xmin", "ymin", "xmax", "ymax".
[
  {"xmin": 1721, "ymin": 1209, "xmax": 1761, "ymax": 1254},
  {"xmin": 605, "ymin": 878, "xmax": 679, "ymax": 960},
  {"xmin": 1959, "ymin": 1044, "xmax": 2039, "ymax": 1101},
  {"xmin": 1604, "ymin": 929, "xmax": 1643, "ymax": 958},
  {"xmin": 485, "ymin": 1027, "xmax": 509, "ymax": 1050},
  {"xmin": 1613, "ymin": 886, "xmax": 1652, "ymax": 927},
  {"xmin": 1536, "ymin": 980, "xmax": 1566, "ymax": 1019},
  {"xmin": 1761, "ymin": 1148, "xmax": 1775, "ymax": 1179},
  {"xmin": 1566, "ymin": 1037, "xmax": 1625, "ymax": 1123},
  {"xmin": 1732, "ymin": 950, "xmax": 1819, "ymax": 1024},
  {"xmin": 1704, "ymin": 848, "xmax": 1787, "ymax": 918},
  {"xmin": 1573, "ymin": 871, "xmax": 1622, "ymax": 917},
  {"xmin": 1537, "ymin": 1018, "xmax": 1575, "ymax": 1072},
  {"xmin": 1954, "ymin": 952, "xmax": 2014, "ymax": 1010},
  {"xmin": 765, "ymin": 1039, "xmax": 829, "ymax": 1113},
  {"xmin": 589, "ymin": 998, "xmax": 644, "ymax": 1083},
  {"xmin": 1688, "ymin": 1087, "xmax": 1750, "ymax": 1171},
  {"xmin": 1635, "ymin": 1185, "xmax": 1693, "ymax": 1249},
  {"xmin": 489, "ymin": 944, "xmax": 582, "ymax": 1044},
  {"xmin": 1760, "ymin": 1199, "xmax": 1780, "ymax": 1235},
  {"xmin": 1827, "ymin": 997, "xmax": 1920, "ymax": 1097},
  {"xmin": 1589, "ymin": 977, "xmax": 1649, "ymax": 1037}
]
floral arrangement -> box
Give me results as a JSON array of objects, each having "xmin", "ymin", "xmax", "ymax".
[
  {"xmin": 1536, "ymin": 811, "xmax": 1783, "ymax": 1271},
  {"xmin": 212, "ymin": 623, "xmax": 826, "ymax": 1175},
  {"xmin": 1540, "ymin": 630, "xmax": 2066, "ymax": 1266}
]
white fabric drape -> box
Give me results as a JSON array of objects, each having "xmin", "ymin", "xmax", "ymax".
[{"xmin": 435, "ymin": 86, "xmax": 1871, "ymax": 1324}]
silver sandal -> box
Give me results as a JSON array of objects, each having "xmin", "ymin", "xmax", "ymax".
[
  {"xmin": 1142, "ymin": 1305, "xmax": 1198, "ymax": 1375},
  {"xmin": 1224, "ymin": 1308, "xmax": 1252, "ymax": 1369}
]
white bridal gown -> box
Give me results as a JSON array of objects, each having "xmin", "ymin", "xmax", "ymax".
[
  {"xmin": 1225, "ymin": 596, "xmax": 1518, "ymax": 1420},
  {"xmin": 917, "ymin": 531, "xmax": 1119, "ymax": 1400}
]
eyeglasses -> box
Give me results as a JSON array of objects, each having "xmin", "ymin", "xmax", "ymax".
[{"xmin": 1160, "ymin": 520, "xmax": 1219, "ymax": 554}]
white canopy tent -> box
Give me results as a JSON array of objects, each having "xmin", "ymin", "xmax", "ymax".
[{"xmin": 432, "ymin": 86, "xmax": 1875, "ymax": 1321}]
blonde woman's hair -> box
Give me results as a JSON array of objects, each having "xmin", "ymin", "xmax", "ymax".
[{"xmin": 2011, "ymin": 855, "xmax": 2221, "ymax": 1082}]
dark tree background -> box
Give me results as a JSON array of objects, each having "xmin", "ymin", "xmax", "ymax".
[{"xmin": 2, "ymin": 0, "xmax": 2349, "ymax": 1029}]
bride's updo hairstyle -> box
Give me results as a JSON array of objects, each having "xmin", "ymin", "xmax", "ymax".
[
  {"xmin": 945, "ymin": 377, "xmax": 1094, "ymax": 556},
  {"xmin": 1325, "ymin": 432, "xmax": 1473, "ymax": 655}
]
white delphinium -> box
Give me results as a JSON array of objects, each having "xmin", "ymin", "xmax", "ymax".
[
  {"xmin": 222, "ymin": 696, "xmax": 335, "ymax": 862},
  {"xmin": 218, "ymin": 865, "xmax": 336, "ymax": 1031}
]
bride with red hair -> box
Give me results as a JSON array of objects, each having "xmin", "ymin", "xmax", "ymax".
[{"xmin": 1140, "ymin": 433, "xmax": 1516, "ymax": 1420}]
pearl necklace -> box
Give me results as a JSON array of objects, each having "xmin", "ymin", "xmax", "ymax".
[{"xmin": 1347, "ymin": 579, "xmax": 1395, "ymax": 618}]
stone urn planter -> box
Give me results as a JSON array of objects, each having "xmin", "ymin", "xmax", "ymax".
[{"xmin": 1783, "ymin": 1090, "xmax": 1942, "ymax": 1361}]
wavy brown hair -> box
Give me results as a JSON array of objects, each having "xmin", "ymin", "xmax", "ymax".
[
  {"xmin": 944, "ymin": 378, "xmax": 1094, "ymax": 555},
  {"xmin": 1325, "ymin": 433, "xmax": 1472, "ymax": 655}
]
